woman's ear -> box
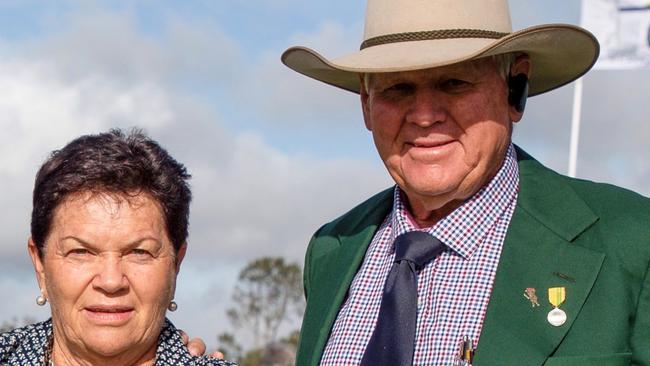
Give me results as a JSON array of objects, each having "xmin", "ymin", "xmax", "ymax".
[
  {"xmin": 28, "ymin": 237, "xmax": 48, "ymax": 298},
  {"xmin": 175, "ymin": 243, "xmax": 187, "ymax": 274}
]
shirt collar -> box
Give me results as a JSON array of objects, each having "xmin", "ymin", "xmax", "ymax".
[
  {"xmin": 390, "ymin": 144, "xmax": 519, "ymax": 259},
  {"xmin": 7, "ymin": 319, "xmax": 52, "ymax": 366}
]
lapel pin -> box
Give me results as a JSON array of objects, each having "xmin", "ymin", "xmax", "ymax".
[
  {"xmin": 523, "ymin": 287, "xmax": 540, "ymax": 307},
  {"xmin": 547, "ymin": 287, "xmax": 567, "ymax": 326}
]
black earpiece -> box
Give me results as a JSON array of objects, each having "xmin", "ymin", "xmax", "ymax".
[{"xmin": 507, "ymin": 73, "xmax": 529, "ymax": 113}]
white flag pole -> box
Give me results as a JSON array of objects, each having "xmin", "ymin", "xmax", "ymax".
[
  {"xmin": 568, "ymin": 77, "xmax": 584, "ymax": 178},
  {"xmin": 568, "ymin": 0, "xmax": 590, "ymax": 178}
]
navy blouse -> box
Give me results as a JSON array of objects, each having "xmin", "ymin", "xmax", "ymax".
[{"xmin": 0, "ymin": 318, "xmax": 237, "ymax": 366}]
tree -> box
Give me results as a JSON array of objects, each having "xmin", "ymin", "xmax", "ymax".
[
  {"xmin": 0, "ymin": 319, "xmax": 19, "ymax": 333},
  {"xmin": 0, "ymin": 316, "xmax": 37, "ymax": 333},
  {"xmin": 226, "ymin": 257, "xmax": 304, "ymax": 349},
  {"xmin": 216, "ymin": 332, "xmax": 243, "ymax": 360},
  {"xmin": 280, "ymin": 330, "xmax": 300, "ymax": 348}
]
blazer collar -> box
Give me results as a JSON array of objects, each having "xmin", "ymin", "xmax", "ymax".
[
  {"xmin": 301, "ymin": 188, "xmax": 394, "ymax": 366},
  {"xmin": 473, "ymin": 147, "xmax": 603, "ymax": 366},
  {"xmin": 513, "ymin": 147, "xmax": 598, "ymax": 241}
]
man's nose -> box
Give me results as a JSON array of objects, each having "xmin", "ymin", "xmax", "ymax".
[
  {"xmin": 92, "ymin": 255, "xmax": 128, "ymax": 294},
  {"xmin": 406, "ymin": 88, "xmax": 447, "ymax": 128}
]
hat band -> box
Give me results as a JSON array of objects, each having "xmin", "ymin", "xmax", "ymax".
[{"xmin": 360, "ymin": 28, "xmax": 510, "ymax": 50}]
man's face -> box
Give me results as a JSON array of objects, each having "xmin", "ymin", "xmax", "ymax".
[{"xmin": 361, "ymin": 57, "xmax": 526, "ymax": 217}]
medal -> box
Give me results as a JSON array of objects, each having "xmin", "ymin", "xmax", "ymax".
[{"xmin": 547, "ymin": 287, "xmax": 567, "ymax": 326}]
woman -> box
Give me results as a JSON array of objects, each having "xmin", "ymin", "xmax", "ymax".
[{"xmin": 0, "ymin": 129, "xmax": 235, "ymax": 366}]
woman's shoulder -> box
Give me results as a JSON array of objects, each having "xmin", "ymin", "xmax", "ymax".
[
  {"xmin": 157, "ymin": 319, "xmax": 237, "ymax": 366},
  {"xmin": 0, "ymin": 319, "xmax": 52, "ymax": 365}
]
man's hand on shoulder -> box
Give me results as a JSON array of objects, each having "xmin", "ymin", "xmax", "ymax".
[{"xmin": 179, "ymin": 329, "xmax": 225, "ymax": 359}]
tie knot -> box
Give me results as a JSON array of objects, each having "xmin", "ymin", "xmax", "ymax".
[{"xmin": 394, "ymin": 231, "xmax": 444, "ymax": 270}]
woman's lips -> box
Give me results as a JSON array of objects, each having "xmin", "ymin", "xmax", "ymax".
[{"xmin": 83, "ymin": 306, "xmax": 134, "ymax": 324}]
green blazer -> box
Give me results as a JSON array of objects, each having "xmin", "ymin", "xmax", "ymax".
[{"xmin": 296, "ymin": 148, "xmax": 650, "ymax": 366}]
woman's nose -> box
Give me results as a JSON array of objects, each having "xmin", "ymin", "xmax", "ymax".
[{"xmin": 92, "ymin": 255, "xmax": 128, "ymax": 294}]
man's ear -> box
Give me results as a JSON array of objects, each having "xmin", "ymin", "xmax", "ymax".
[
  {"xmin": 175, "ymin": 243, "xmax": 187, "ymax": 274},
  {"xmin": 359, "ymin": 74, "xmax": 373, "ymax": 131},
  {"xmin": 28, "ymin": 237, "xmax": 48, "ymax": 298},
  {"xmin": 508, "ymin": 54, "xmax": 531, "ymax": 123}
]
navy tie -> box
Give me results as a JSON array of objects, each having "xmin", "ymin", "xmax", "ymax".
[{"xmin": 360, "ymin": 231, "xmax": 445, "ymax": 366}]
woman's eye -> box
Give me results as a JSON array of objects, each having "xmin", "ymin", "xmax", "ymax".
[
  {"xmin": 129, "ymin": 249, "xmax": 152, "ymax": 257},
  {"xmin": 68, "ymin": 248, "xmax": 90, "ymax": 256}
]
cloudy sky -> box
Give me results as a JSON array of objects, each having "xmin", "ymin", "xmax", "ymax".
[{"xmin": 0, "ymin": 0, "xmax": 648, "ymax": 350}]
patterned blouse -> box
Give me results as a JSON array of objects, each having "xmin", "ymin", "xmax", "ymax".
[{"xmin": 0, "ymin": 318, "xmax": 237, "ymax": 366}]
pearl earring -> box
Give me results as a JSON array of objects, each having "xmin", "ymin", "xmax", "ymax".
[
  {"xmin": 168, "ymin": 300, "xmax": 178, "ymax": 312},
  {"xmin": 36, "ymin": 295, "xmax": 47, "ymax": 306}
]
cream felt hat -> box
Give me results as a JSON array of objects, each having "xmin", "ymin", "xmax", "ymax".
[{"xmin": 281, "ymin": 0, "xmax": 600, "ymax": 97}]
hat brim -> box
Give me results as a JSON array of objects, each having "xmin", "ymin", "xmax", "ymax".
[{"xmin": 281, "ymin": 24, "xmax": 599, "ymax": 97}]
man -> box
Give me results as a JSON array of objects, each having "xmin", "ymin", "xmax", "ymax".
[{"xmin": 281, "ymin": 0, "xmax": 650, "ymax": 365}]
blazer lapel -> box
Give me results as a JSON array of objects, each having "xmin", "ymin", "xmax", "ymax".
[
  {"xmin": 474, "ymin": 150, "xmax": 604, "ymax": 366},
  {"xmin": 301, "ymin": 189, "xmax": 394, "ymax": 366}
]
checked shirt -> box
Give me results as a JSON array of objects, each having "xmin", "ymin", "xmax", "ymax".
[{"xmin": 320, "ymin": 144, "xmax": 519, "ymax": 366}]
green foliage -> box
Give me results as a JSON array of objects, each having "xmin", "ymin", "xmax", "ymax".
[
  {"xmin": 238, "ymin": 348, "xmax": 263, "ymax": 366},
  {"xmin": 280, "ymin": 330, "xmax": 300, "ymax": 348},
  {"xmin": 226, "ymin": 257, "xmax": 304, "ymax": 349},
  {"xmin": 216, "ymin": 332, "xmax": 242, "ymax": 360},
  {"xmin": 0, "ymin": 316, "xmax": 37, "ymax": 333},
  {"xmin": 236, "ymin": 341, "xmax": 297, "ymax": 366},
  {"xmin": 0, "ymin": 320, "xmax": 17, "ymax": 333}
]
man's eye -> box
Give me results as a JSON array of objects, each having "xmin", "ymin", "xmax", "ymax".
[
  {"xmin": 384, "ymin": 83, "xmax": 412, "ymax": 92},
  {"xmin": 440, "ymin": 79, "xmax": 470, "ymax": 90}
]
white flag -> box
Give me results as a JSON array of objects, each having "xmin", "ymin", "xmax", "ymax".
[{"xmin": 582, "ymin": 0, "xmax": 650, "ymax": 69}]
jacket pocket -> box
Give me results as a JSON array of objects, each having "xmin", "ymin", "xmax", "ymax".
[{"xmin": 543, "ymin": 353, "xmax": 631, "ymax": 366}]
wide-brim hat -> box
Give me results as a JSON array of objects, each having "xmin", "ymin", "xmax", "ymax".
[{"xmin": 281, "ymin": 0, "xmax": 600, "ymax": 97}]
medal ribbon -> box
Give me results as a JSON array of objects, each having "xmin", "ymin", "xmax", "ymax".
[{"xmin": 548, "ymin": 287, "xmax": 566, "ymax": 307}]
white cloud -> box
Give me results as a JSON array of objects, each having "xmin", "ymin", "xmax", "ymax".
[
  {"xmin": 0, "ymin": 60, "xmax": 177, "ymax": 267},
  {"xmin": 18, "ymin": 6, "xmax": 243, "ymax": 87},
  {"xmin": 0, "ymin": 13, "xmax": 391, "ymax": 349},
  {"xmin": 288, "ymin": 21, "xmax": 362, "ymax": 57},
  {"xmin": 240, "ymin": 21, "xmax": 364, "ymax": 129},
  {"xmin": 241, "ymin": 52, "xmax": 361, "ymax": 129},
  {"xmin": 186, "ymin": 133, "xmax": 390, "ymax": 264}
]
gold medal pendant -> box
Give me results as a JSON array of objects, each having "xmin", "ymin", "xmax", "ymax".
[{"xmin": 547, "ymin": 287, "xmax": 567, "ymax": 327}]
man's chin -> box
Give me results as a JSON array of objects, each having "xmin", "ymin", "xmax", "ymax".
[
  {"xmin": 400, "ymin": 183, "xmax": 460, "ymax": 207},
  {"xmin": 399, "ymin": 171, "xmax": 461, "ymax": 197}
]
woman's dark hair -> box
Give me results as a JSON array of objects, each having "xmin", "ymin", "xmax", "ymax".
[{"xmin": 31, "ymin": 128, "xmax": 191, "ymax": 255}]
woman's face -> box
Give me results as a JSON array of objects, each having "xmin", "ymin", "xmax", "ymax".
[{"xmin": 28, "ymin": 191, "xmax": 186, "ymax": 360}]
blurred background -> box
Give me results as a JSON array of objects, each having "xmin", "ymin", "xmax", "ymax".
[{"xmin": 0, "ymin": 0, "xmax": 648, "ymax": 364}]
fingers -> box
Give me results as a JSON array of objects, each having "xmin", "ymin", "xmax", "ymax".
[
  {"xmin": 210, "ymin": 350, "xmax": 225, "ymax": 359},
  {"xmin": 179, "ymin": 329, "xmax": 190, "ymax": 346},
  {"xmin": 187, "ymin": 337, "xmax": 207, "ymax": 357},
  {"xmin": 179, "ymin": 329, "xmax": 208, "ymax": 357}
]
